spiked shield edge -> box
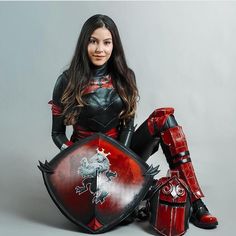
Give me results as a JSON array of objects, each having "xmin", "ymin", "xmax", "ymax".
[{"xmin": 38, "ymin": 133, "xmax": 157, "ymax": 233}]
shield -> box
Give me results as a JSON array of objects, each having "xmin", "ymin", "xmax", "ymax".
[{"xmin": 39, "ymin": 133, "xmax": 156, "ymax": 233}]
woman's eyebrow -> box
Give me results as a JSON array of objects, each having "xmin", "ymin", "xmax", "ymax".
[{"xmin": 90, "ymin": 36, "xmax": 112, "ymax": 41}]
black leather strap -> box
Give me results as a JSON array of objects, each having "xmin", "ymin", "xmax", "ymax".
[
  {"xmin": 173, "ymin": 151, "xmax": 190, "ymax": 159},
  {"xmin": 169, "ymin": 157, "xmax": 192, "ymax": 168}
]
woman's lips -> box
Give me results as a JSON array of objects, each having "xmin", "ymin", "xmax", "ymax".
[{"xmin": 93, "ymin": 55, "xmax": 105, "ymax": 60}]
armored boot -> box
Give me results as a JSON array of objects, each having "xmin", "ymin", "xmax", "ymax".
[{"xmin": 147, "ymin": 107, "xmax": 218, "ymax": 229}]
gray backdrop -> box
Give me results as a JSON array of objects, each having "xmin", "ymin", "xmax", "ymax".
[{"xmin": 0, "ymin": 1, "xmax": 235, "ymax": 235}]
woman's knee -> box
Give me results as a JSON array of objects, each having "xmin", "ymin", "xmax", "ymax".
[{"xmin": 147, "ymin": 107, "xmax": 176, "ymax": 135}]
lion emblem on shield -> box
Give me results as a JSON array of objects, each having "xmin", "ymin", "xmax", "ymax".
[{"xmin": 75, "ymin": 148, "xmax": 117, "ymax": 204}]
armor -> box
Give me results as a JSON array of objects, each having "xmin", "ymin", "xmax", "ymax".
[
  {"xmin": 44, "ymin": 64, "xmax": 218, "ymax": 232},
  {"xmin": 148, "ymin": 170, "xmax": 191, "ymax": 236},
  {"xmin": 39, "ymin": 133, "xmax": 158, "ymax": 233},
  {"xmin": 142, "ymin": 108, "xmax": 204, "ymax": 201},
  {"xmin": 160, "ymin": 125, "xmax": 204, "ymax": 201}
]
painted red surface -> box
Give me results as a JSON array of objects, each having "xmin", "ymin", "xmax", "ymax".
[
  {"xmin": 48, "ymin": 137, "xmax": 145, "ymax": 231},
  {"xmin": 150, "ymin": 174, "xmax": 190, "ymax": 236}
]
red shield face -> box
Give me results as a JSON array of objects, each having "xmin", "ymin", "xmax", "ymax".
[{"xmin": 39, "ymin": 133, "xmax": 153, "ymax": 233}]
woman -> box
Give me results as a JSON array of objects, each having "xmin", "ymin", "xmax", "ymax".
[{"xmin": 50, "ymin": 14, "xmax": 218, "ymax": 230}]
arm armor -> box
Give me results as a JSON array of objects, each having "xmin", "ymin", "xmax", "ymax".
[
  {"xmin": 50, "ymin": 72, "xmax": 72, "ymax": 150},
  {"xmin": 118, "ymin": 118, "xmax": 135, "ymax": 147}
]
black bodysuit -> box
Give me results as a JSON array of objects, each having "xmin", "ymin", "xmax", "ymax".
[
  {"xmin": 51, "ymin": 64, "xmax": 137, "ymax": 149},
  {"xmin": 51, "ymin": 63, "xmax": 159, "ymax": 159}
]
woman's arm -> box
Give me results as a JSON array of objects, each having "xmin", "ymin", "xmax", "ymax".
[
  {"xmin": 50, "ymin": 72, "xmax": 73, "ymax": 150},
  {"xmin": 118, "ymin": 69, "xmax": 137, "ymax": 147},
  {"xmin": 118, "ymin": 117, "xmax": 135, "ymax": 147}
]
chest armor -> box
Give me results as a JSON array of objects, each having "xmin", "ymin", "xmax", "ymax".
[{"xmin": 76, "ymin": 77, "xmax": 123, "ymax": 132}]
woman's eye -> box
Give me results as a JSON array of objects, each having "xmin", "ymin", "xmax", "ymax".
[
  {"xmin": 104, "ymin": 41, "xmax": 111, "ymax": 45},
  {"xmin": 89, "ymin": 39, "xmax": 96, "ymax": 44}
]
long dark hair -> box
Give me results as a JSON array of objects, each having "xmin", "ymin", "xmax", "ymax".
[{"xmin": 61, "ymin": 14, "xmax": 139, "ymax": 125}]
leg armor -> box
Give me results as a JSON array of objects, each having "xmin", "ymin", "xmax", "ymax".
[
  {"xmin": 143, "ymin": 107, "xmax": 218, "ymax": 229},
  {"xmin": 146, "ymin": 107, "xmax": 204, "ymax": 202},
  {"xmin": 160, "ymin": 126, "xmax": 204, "ymax": 201}
]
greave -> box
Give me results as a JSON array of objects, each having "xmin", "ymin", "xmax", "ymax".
[
  {"xmin": 160, "ymin": 126, "xmax": 204, "ymax": 202},
  {"xmin": 146, "ymin": 108, "xmax": 204, "ymax": 202}
]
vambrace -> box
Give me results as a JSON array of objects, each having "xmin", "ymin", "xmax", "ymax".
[
  {"xmin": 118, "ymin": 118, "xmax": 135, "ymax": 147},
  {"xmin": 51, "ymin": 115, "xmax": 73, "ymax": 150},
  {"xmin": 49, "ymin": 100, "xmax": 73, "ymax": 150}
]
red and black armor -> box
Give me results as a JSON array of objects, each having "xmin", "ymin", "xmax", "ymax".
[
  {"xmin": 39, "ymin": 133, "xmax": 158, "ymax": 233},
  {"xmin": 44, "ymin": 63, "xmax": 218, "ymax": 232},
  {"xmin": 160, "ymin": 124, "xmax": 204, "ymax": 202},
  {"xmin": 148, "ymin": 170, "xmax": 191, "ymax": 236},
  {"xmin": 131, "ymin": 107, "xmax": 217, "ymax": 229},
  {"xmin": 131, "ymin": 107, "xmax": 204, "ymax": 201}
]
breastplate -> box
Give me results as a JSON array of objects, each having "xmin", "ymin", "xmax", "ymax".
[{"xmin": 77, "ymin": 78, "xmax": 123, "ymax": 132}]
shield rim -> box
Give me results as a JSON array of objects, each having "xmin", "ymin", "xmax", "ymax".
[{"xmin": 40, "ymin": 132, "xmax": 153, "ymax": 233}]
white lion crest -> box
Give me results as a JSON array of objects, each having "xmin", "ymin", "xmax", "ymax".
[{"xmin": 75, "ymin": 148, "xmax": 117, "ymax": 204}]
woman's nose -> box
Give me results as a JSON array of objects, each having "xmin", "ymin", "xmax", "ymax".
[{"xmin": 95, "ymin": 44, "xmax": 104, "ymax": 53}]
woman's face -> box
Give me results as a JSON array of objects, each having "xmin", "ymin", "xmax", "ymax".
[{"xmin": 87, "ymin": 27, "xmax": 113, "ymax": 66}]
